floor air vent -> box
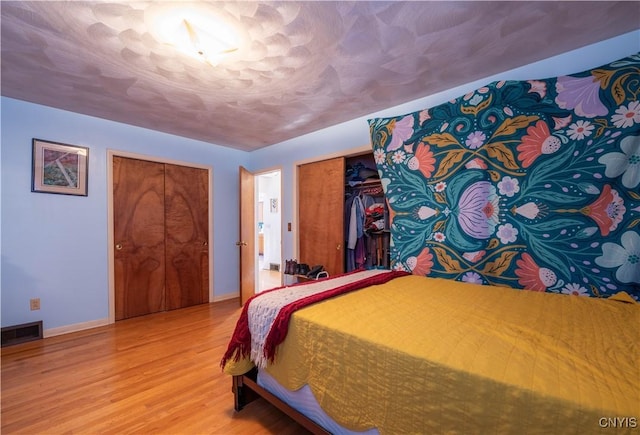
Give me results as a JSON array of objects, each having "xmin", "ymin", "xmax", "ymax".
[{"xmin": 1, "ymin": 321, "xmax": 43, "ymax": 347}]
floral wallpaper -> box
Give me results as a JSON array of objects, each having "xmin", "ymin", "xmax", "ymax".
[{"xmin": 368, "ymin": 54, "xmax": 640, "ymax": 299}]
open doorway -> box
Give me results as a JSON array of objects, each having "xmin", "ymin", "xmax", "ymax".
[{"xmin": 256, "ymin": 169, "xmax": 282, "ymax": 292}]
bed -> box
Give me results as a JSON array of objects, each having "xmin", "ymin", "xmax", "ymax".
[
  {"xmin": 222, "ymin": 53, "xmax": 640, "ymax": 433},
  {"xmin": 222, "ymin": 270, "xmax": 638, "ymax": 434}
]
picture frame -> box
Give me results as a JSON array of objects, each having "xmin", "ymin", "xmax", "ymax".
[{"xmin": 31, "ymin": 138, "xmax": 89, "ymax": 196}]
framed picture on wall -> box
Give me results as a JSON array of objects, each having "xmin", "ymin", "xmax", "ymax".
[{"xmin": 31, "ymin": 138, "xmax": 89, "ymax": 196}]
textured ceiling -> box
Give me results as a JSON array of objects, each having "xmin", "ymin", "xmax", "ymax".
[{"xmin": 1, "ymin": 1, "xmax": 639, "ymax": 151}]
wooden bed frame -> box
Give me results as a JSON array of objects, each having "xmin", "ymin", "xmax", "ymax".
[{"xmin": 232, "ymin": 368, "xmax": 329, "ymax": 434}]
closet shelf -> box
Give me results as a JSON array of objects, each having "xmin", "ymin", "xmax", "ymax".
[
  {"xmin": 346, "ymin": 180, "xmax": 384, "ymax": 196},
  {"xmin": 345, "ymin": 179, "xmax": 381, "ymax": 187}
]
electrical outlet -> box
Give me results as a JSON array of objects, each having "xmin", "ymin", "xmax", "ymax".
[{"xmin": 30, "ymin": 298, "xmax": 40, "ymax": 311}]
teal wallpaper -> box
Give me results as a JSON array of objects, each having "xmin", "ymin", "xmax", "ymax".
[{"xmin": 369, "ymin": 54, "xmax": 640, "ymax": 299}]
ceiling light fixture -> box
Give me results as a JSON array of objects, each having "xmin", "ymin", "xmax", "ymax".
[
  {"xmin": 177, "ymin": 18, "xmax": 238, "ymax": 63},
  {"xmin": 146, "ymin": 5, "xmax": 240, "ymax": 65}
]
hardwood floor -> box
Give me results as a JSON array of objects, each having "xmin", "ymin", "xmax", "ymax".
[
  {"xmin": 259, "ymin": 269, "xmax": 282, "ymax": 293},
  {"xmin": 258, "ymin": 256, "xmax": 282, "ymax": 292},
  {"xmin": 1, "ymin": 300, "xmax": 309, "ymax": 434}
]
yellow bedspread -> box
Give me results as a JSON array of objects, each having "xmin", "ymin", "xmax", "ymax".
[{"xmin": 257, "ymin": 275, "xmax": 639, "ymax": 434}]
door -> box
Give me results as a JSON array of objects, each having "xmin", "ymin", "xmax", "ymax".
[
  {"xmin": 298, "ymin": 157, "xmax": 345, "ymax": 276},
  {"xmin": 239, "ymin": 166, "xmax": 256, "ymax": 306},
  {"xmin": 165, "ymin": 164, "xmax": 209, "ymax": 310},
  {"xmin": 113, "ymin": 156, "xmax": 210, "ymax": 320},
  {"xmin": 113, "ymin": 157, "xmax": 166, "ymax": 320}
]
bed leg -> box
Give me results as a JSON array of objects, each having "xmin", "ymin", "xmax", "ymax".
[
  {"xmin": 232, "ymin": 375, "xmax": 246, "ymax": 411},
  {"xmin": 231, "ymin": 369, "xmax": 330, "ymax": 434},
  {"xmin": 232, "ymin": 368, "xmax": 260, "ymax": 411}
]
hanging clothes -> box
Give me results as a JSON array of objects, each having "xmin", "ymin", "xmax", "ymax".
[{"xmin": 345, "ymin": 193, "xmax": 375, "ymax": 271}]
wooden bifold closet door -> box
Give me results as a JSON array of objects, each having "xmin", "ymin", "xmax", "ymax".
[{"xmin": 113, "ymin": 156, "xmax": 209, "ymax": 320}]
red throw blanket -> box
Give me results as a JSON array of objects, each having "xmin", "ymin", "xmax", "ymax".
[{"xmin": 221, "ymin": 269, "xmax": 409, "ymax": 369}]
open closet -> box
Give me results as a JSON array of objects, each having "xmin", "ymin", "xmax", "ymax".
[
  {"xmin": 344, "ymin": 154, "xmax": 390, "ymax": 272},
  {"xmin": 297, "ymin": 152, "xmax": 390, "ymax": 279}
]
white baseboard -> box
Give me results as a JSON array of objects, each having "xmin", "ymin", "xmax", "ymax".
[
  {"xmin": 212, "ymin": 293, "xmax": 238, "ymax": 302},
  {"xmin": 44, "ymin": 318, "xmax": 110, "ymax": 338},
  {"xmin": 43, "ymin": 298, "xmax": 237, "ymax": 337}
]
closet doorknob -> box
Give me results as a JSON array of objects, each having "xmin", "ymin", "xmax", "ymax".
[
  {"xmin": 336, "ymin": 243, "xmax": 341, "ymax": 251},
  {"xmin": 115, "ymin": 243, "xmax": 123, "ymax": 250}
]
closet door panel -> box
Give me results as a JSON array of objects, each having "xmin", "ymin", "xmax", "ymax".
[
  {"xmin": 164, "ymin": 164, "xmax": 209, "ymax": 310},
  {"xmin": 298, "ymin": 157, "xmax": 345, "ymax": 276},
  {"xmin": 113, "ymin": 157, "xmax": 166, "ymax": 320}
]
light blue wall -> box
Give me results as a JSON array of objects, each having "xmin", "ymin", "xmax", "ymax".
[
  {"xmin": 247, "ymin": 31, "xmax": 640, "ymax": 269},
  {"xmin": 1, "ymin": 99, "xmax": 248, "ymax": 330},
  {"xmin": 1, "ymin": 30, "xmax": 638, "ymax": 334}
]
